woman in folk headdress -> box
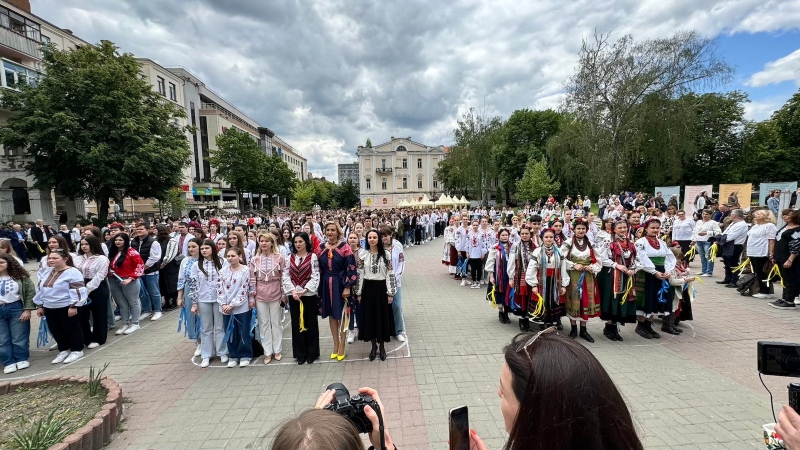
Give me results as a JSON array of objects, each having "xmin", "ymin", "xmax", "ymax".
[
  {"xmin": 596, "ymin": 218, "xmax": 639, "ymax": 342},
  {"xmin": 525, "ymin": 228, "xmax": 568, "ymax": 331},
  {"xmin": 561, "ymin": 217, "xmax": 601, "ymax": 342}
]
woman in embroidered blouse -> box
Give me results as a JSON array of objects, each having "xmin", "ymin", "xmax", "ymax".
[
  {"xmin": 525, "ymin": 228, "xmax": 568, "ymax": 331},
  {"xmin": 281, "ymin": 227, "xmax": 293, "ymax": 255},
  {"xmin": 356, "ymin": 230, "xmax": 397, "ymax": 361},
  {"xmin": 691, "ymin": 209, "xmax": 722, "ymax": 277},
  {"xmin": 561, "ymin": 218, "xmax": 602, "ymax": 342},
  {"xmin": 634, "ymin": 219, "xmax": 676, "ymax": 339},
  {"xmin": 38, "ymin": 235, "xmax": 74, "ymax": 276},
  {"xmin": 346, "ymin": 231, "xmax": 362, "ymax": 343},
  {"xmin": 0, "ymin": 254, "xmax": 35, "ymax": 374},
  {"xmin": 218, "ymin": 247, "xmax": 253, "ymax": 368},
  {"xmin": 484, "ymin": 228, "xmax": 513, "ymax": 326},
  {"xmin": 597, "ymin": 219, "xmax": 638, "ymax": 342},
  {"xmin": 250, "ymin": 232, "xmax": 285, "ymax": 364},
  {"xmin": 73, "ymin": 235, "xmax": 110, "ymax": 349},
  {"xmin": 107, "ymin": 233, "xmax": 145, "ymax": 336},
  {"xmin": 318, "ymin": 221, "xmax": 358, "ymax": 361},
  {"xmin": 191, "ymin": 239, "xmax": 226, "ymax": 368},
  {"xmin": 176, "ymin": 238, "xmax": 201, "ymax": 358},
  {"xmin": 508, "ymin": 226, "xmax": 536, "ymax": 332},
  {"xmin": 208, "ymin": 219, "xmax": 222, "ymax": 244},
  {"xmin": 223, "ymin": 232, "xmax": 249, "ymax": 266},
  {"xmin": 34, "ymin": 249, "xmax": 88, "ymax": 364},
  {"xmin": 282, "ymin": 232, "xmax": 321, "ymax": 365}
]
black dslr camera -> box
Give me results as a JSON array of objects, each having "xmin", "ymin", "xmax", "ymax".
[
  {"xmin": 757, "ymin": 341, "xmax": 800, "ymax": 412},
  {"xmin": 323, "ymin": 383, "xmax": 380, "ymax": 433}
]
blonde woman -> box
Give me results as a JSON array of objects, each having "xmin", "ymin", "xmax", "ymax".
[
  {"xmin": 317, "ymin": 221, "xmax": 357, "ymax": 361},
  {"xmin": 249, "ymin": 232, "xmax": 286, "ymax": 364},
  {"xmin": 747, "ymin": 210, "xmax": 777, "ymax": 299}
]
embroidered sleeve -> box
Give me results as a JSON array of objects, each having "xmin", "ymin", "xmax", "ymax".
[
  {"xmin": 395, "ymin": 245, "xmax": 405, "ymax": 282},
  {"xmin": 229, "ymin": 269, "xmax": 249, "ymax": 307},
  {"xmin": 525, "ymin": 253, "xmax": 539, "ymax": 287},
  {"xmin": 344, "ymin": 252, "xmax": 358, "ymax": 288},
  {"xmin": 385, "ymin": 252, "xmax": 397, "ymax": 297},
  {"xmin": 634, "ymin": 239, "xmax": 656, "ymax": 274},
  {"xmin": 307, "ymin": 254, "xmax": 321, "ymax": 293},
  {"xmin": 86, "ymin": 256, "xmax": 109, "ymax": 293},
  {"xmin": 130, "ymin": 249, "xmax": 145, "ymax": 279},
  {"xmin": 216, "ymin": 268, "xmax": 226, "ymax": 306},
  {"xmin": 485, "ymin": 248, "xmax": 497, "ymax": 274},
  {"xmin": 67, "ymin": 269, "xmax": 88, "ymax": 307},
  {"xmin": 281, "ymin": 255, "xmax": 294, "ymax": 295},
  {"xmin": 356, "ymin": 249, "xmax": 365, "ymax": 296}
]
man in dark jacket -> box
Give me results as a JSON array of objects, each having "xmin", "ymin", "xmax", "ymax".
[
  {"xmin": 132, "ymin": 222, "xmax": 164, "ymax": 321},
  {"xmin": 29, "ymin": 219, "xmax": 52, "ymax": 262}
]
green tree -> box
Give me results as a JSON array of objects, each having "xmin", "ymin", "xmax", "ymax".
[
  {"xmin": 292, "ymin": 183, "xmax": 315, "ymax": 211},
  {"xmin": 208, "ymin": 128, "xmax": 264, "ymax": 208},
  {"xmin": 336, "ymin": 179, "xmax": 360, "ymax": 209},
  {"xmin": 365, "ymin": 138, "xmax": 372, "ymax": 148},
  {"xmin": 494, "ymin": 109, "xmax": 562, "ymax": 202},
  {"xmin": 0, "ymin": 41, "xmax": 191, "ymax": 220},
  {"xmin": 738, "ymin": 90, "xmax": 800, "ymax": 183},
  {"xmin": 154, "ymin": 187, "xmax": 186, "ymax": 218},
  {"xmin": 251, "ymin": 153, "xmax": 296, "ymax": 213},
  {"xmin": 516, "ymin": 159, "xmax": 561, "ymax": 202}
]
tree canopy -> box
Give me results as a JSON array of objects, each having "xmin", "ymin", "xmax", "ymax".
[{"xmin": 0, "ymin": 40, "xmax": 191, "ymax": 220}]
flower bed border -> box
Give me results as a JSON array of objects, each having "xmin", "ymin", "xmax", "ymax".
[{"xmin": 0, "ymin": 375, "xmax": 123, "ymax": 450}]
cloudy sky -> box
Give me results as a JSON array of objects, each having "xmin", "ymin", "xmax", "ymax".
[{"xmin": 34, "ymin": 0, "xmax": 800, "ymax": 181}]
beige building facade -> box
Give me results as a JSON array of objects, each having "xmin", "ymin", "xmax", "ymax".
[{"xmin": 357, "ymin": 137, "xmax": 444, "ymax": 209}]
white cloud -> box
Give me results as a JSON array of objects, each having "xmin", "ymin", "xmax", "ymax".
[
  {"xmin": 746, "ymin": 49, "xmax": 800, "ymax": 87},
  {"xmin": 30, "ymin": 0, "xmax": 800, "ymax": 181},
  {"xmin": 744, "ymin": 97, "xmax": 786, "ymax": 121}
]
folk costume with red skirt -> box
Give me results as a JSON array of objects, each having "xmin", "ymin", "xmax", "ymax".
[
  {"xmin": 316, "ymin": 242, "xmax": 358, "ymax": 321},
  {"xmin": 562, "ymin": 236, "xmax": 602, "ymax": 321},
  {"xmin": 484, "ymin": 241, "xmax": 513, "ymax": 312},
  {"xmin": 525, "ymin": 244, "xmax": 569, "ymax": 326},
  {"xmin": 597, "ymin": 233, "xmax": 639, "ymax": 324},
  {"xmin": 507, "ymin": 239, "xmax": 535, "ymax": 316}
]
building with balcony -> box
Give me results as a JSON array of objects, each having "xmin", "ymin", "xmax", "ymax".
[
  {"xmin": 0, "ymin": 0, "xmax": 91, "ymax": 225},
  {"xmin": 356, "ymin": 137, "xmax": 445, "ymax": 209},
  {"xmin": 338, "ymin": 162, "xmax": 359, "ymax": 189}
]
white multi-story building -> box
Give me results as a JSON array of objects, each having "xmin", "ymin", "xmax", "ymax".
[{"xmin": 357, "ymin": 137, "xmax": 445, "ymax": 209}]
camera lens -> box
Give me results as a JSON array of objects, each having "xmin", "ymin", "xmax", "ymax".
[{"xmin": 326, "ymin": 382, "xmax": 350, "ymax": 398}]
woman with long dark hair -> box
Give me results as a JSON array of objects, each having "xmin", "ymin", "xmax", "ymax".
[
  {"xmin": 73, "ymin": 235, "xmax": 110, "ymax": 348},
  {"xmin": 157, "ymin": 224, "xmax": 180, "ymax": 310},
  {"xmin": 38, "ymin": 235, "xmax": 74, "ymax": 276},
  {"xmin": 317, "ymin": 222, "xmax": 357, "ymax": 361},
  {"xmin": 634, "ymin": 219, "xmax": 676, "ymax": 339},
  {"xmin": 467, "ymin": 330, "xmax": 644, "ymax": 450},
  {"xmin": 356, "ymin": 230, "xmax": 396, "ymax": 361},
  {"xmin": 176, "ymin": 238, "xmax": 202, "ymax": 358},
  {"xmin": 191, "ymin": 239, "xmax": 226, "ymax": 368},
  {"xmin": 561, "ymin": 218, "xmax": 601, "ymax": 342},
  {"xmin": 597, "ymin": 219, "xmax": 638, "ymax": 341},
  {"xmin": 107, "ymin": 233, "xmax": 144, "ymax": 336},
  {"xmin": 0, "ymin": 253, "xmax": 35, "ymax": 374},
  {"xmin": 281, "ymin": 232, "xmax": 321, "ymax": 365}
]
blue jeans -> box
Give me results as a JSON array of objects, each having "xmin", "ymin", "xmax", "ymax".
[
  {"xmin": 223, "ymin": 310, "xmax": 253, "ymax": 360},
  {"xmin": 139, "ymin": 273, "xmax": 162, "ymax": 314},
  {"xmin": 404, "ymin": 230, "xmax": 412, "ymax": 245},
  {"xmin": 0, "ymin": 301, "xmax": 30, "ymax": 367},
  {"xmin": 392, "ymin": 287, "xmax": 404, "ymax": 334},
  {"xmin": 696, "ymin": 241, "xmax": 713, "ymax": 275}
]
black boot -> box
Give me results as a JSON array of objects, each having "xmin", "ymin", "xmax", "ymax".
[
  {"xmin": 569, "ymin": 324, "xmax": 578, "ymax": 339},
  {"xmin": 661, "ymin": 316, "xmax": 682, "ymax": 335},
  {"xmin": 518, "ymin": 318, "xmax": 530, "ymax": 332},
  {"xmin": 647, "ymin": 321, "xmax": 661, "ymax": 339},
  {"xmin": 579, "ymin": 326, "xmax": 594, "ymax": 343},
  {"xmin": 635, "ymin": 321, "xmax": 652, "ymax": 339},
  {"xmin": 498, "ymin": 310, "xmax": 505, "ymax": 324},
  {"xmin": 603, "ymin": 323, "xmax": 616, "ymax": 341},
  {"xmin": 379, "ymin": 343, "xmax": 387, "ymax": 361},
  {"xmin": 556, "ymin": 318, "xmax": 564, "ymax": 330},
  {"xmin": 612, "ymin": 325, "xmax": 623, "ymax": 342},
  {"xmin": 369, "ymin": 340, "xmax": 377, "ymax": 361},
  {"xmin": 502, "ymin": 311, "xmax": 511, "ymax": 324}
]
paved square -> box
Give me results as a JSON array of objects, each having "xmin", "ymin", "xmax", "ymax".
[{"xmin": 2, "ymin": 241, "xmax": 795, "ymax": 449}]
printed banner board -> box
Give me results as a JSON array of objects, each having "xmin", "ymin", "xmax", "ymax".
[
  {"xmin": 719, "ymin": 183, "xmax": 753, "ymax": 210},
  {"xmin": 758, "ymin": 182, "xmax": 797, "ymax": 206},
  {"xmin": 684, "ymin": 185, "xmax": 713, "ymax": 215},
  {"xmin": 654, "ymin": 186, "xmax": 680, "ymax": 209}
]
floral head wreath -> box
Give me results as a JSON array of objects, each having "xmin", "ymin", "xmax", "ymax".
[
  {"xmin": 547, "ymin": 216, "xmax": 563, "ymax": 228},
  {"xmin": 540, "ymin": 227, "xmax": 556, "ymax": 238},
  {"xmin": 642, "ymin": 218, "xmax": 661, "ymax": 229},
  {"xmin": 612, "ymin": 217, "xmax": 629, "ymax": 229},
  {"xmin": 571, "ymin": 217, "xmax": 590, "ymax": 229},
  {"xmin": 109, "ymin": 222, "xmax": 123, "ymax": 229},
  {"xmin": 188, "ymin": 220, "xmax": 202, "ymax": 229},
  {"xmin": 209, "ymin": 218, "xmax": 221, "ymax": 228}
]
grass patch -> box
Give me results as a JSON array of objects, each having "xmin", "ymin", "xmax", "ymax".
[{"xmin": 0, "ymin": 384, "xmax": 106, "ymax": 449}]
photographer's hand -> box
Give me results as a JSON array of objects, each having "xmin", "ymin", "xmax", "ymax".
[
  {"xmin": 314, "ymin": 389, "xmax": 335, "ymax": 409},
  {"xmin": 776, "ymin": 405, "xmax": 800, "ymax": 450},
  {"xmin": 359, "ymin": 387, "xmax": 394, "ymax": 450}
]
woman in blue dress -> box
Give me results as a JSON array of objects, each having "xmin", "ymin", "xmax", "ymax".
[
  {"xmin": 176, "ymin": 238, "xmax": 202, "ymax": 358},
  {"xmin": 317, "ymin": 221, "xmax": 358, "ymax": 361}
]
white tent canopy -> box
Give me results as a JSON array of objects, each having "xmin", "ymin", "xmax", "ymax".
[{"xmin": 397, "ymin": 198, "xmax": 409, "ymax": 207}]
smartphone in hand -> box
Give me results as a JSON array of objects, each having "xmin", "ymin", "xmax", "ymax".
[{"xmin": 449, "ymin": 405, "xmax": 469, "ymax": 450}]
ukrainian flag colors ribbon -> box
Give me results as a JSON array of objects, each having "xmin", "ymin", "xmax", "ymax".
[
  {"xmin": 620, "ymin": 276, "xmax": 634, "ymax": 305},
  {"xmin": 732, "ymin": 258, "xmax": 750, "ymax": 273},
  {"xmin": 765, "ymin": 264, "xmax": 784, "ymax": 288},
  {"xmin": 709, "ymin": 242, "xmax": 718, "ymax": 260},
  {"xmin": 37, "ymin": 317, "xmax": 51, "ymax": 348},
  {"xmin": 531, "ymin": 292, "xmax": 544, "ymax": 319},
  {"xmin": 488, "ymin": 286, "xmax": 498, "ymax": 309},
  {"xmin": 299, "ymin": 300, "xmax": 308, "ymax": 332},
  {"xmin": 684, "ymin": 245, "xmax": 697, "ymax": 260},
  {"xmin": 657, "ymin": 279, "xmax": 670, "ymax": 303}
]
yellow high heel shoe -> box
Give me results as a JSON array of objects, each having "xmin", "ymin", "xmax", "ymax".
[
  {"xmin": 330, "ymin": 353, "xmax": 338, "ymax": 360},
  {"xmin": 337, "ymin": 354, "xmax": 346, "ymax": 361}
]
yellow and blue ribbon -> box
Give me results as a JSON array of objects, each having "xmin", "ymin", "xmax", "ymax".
[{"xmin": 37, "ymin": 317, "xmax": 51, "ymax": 348}]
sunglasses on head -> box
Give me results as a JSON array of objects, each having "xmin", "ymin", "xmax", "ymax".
[{"xmin": 516, "ymin": 326, "xmax": 557, "ymax": 358}]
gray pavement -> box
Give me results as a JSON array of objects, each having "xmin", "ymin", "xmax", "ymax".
[{"xmin": 3, "ymin": 241, "xmax": 797, "ymax": 449}]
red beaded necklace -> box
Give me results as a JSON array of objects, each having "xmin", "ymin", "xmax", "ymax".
[{"xmin": 645, "ymin": 236, "xmax": 660, "ymax": 250}]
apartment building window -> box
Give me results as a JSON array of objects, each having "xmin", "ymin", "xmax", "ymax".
[
  {"xmin": 417, "ymin": 179, "xmax": 423, "ymax": 189},
  {"xmin": 0, "ymin": 8, "xmax": 41, "ymax": 41},
  {"xmin": 382, "ymin": 178, "xmax": 387, "ymax": 190},
  {"xmin": 156, "ymin": 76, "xmax": 165, "ymax": 96},
  {"xmin": 366, "ymin": 178, "xmax": 371, "ymax": 190},
  {"xmin": 402, "ymin": 178, "xmax": 407, "ymax": 189},
  {"xmin": 417, "ymin": 158, "xmax": 422, "ymax": 169},
  {"xmin": 433, "ymin": 180, "xmax": 439, "ymax": 189},
  {"xmin": 168, "ymin": 82, "xmax": 176, "ymax": 101},
  {"xmin": 381, "ymin": 158, "xmax": 386, "ymax": 169},
  {"xmin": 41, "ymin": 35, "xmax": 49, "ymax": 44},
  {"xmin": 402, "ymin": 158, "xmax": 407, "ymax": 169}
]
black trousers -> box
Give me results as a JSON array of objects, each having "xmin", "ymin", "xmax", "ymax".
[
  {"xmin": 677, "ymin": 240, "xmax": 692, "ymax": 263},
  {"xmin": 723, "ymin": 244, "xmax": 744, "ymax": 284},
  {"xmin": 750, "ymin": 256, "xmax": 771, "ymax": 294},
  {"xmin": 777, "ymin": 261, "xmax": 800, "ymax": 302},
  {"xmin": 289, "ymin": 295, "xmax": 320, "ymax": 361},
  {"xmin": 78, "ymin": 280, "xmax": 109, "ymax": 345},
  {"xmin": 469, "ymin": 258, "xmax": 483, "ymax": 282},
  {"xmin": 45, "ymin": 306, "xmax": 84, "ymax": 352}
]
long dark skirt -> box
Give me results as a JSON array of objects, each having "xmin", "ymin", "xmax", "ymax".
[
  {"xmin": 289, "ymin": 295, "xmax": 320, "ymax": 361},
  {"xmin": 530, "ymin": 274, "xmax": 565, "ymax": 325},
  {"xmin": 358, "ymin": 279, "xmax": 396, "ymax": 343},
  {"xmin": 635, "ymin": 265, "xmax": 673, "ymax": 317},
  {"xmin": 675, "ymin": 288, "xmax": 694, "ymax": 321},
  {"xmin": 159, "ymin": 261, "xmax": 180, "ymax": 298},
  {"xmin": 598, "ymin": 267, "xmax": 637, "ymax": 324}
]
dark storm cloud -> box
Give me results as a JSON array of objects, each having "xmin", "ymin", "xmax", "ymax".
[{"xmin": 32, "ymin": 0, "xmax": 799, "ymax": 179}]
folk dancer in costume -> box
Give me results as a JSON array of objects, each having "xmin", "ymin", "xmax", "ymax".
[
  {"xmin": 561, "ymin": 218, "xmax": 601, "ymax": 342},
  {"xmin": 208, "ymin": 219, "xmax": 223, "ymax": 244},
  {"xmin": 547, "ymin": 217, "xmax": 568, "ymax": 248},
  {"xmin": 484, "ymin": 228, "xmax": 513, "ymax": 324},
  {"xmin": 442, "ymin": 217, "xmax": 458, "ymax": 276},
  {"xmin": 317, "ymin": 221, "xmax": 358, "ymax": 361},
  {"xmin": 628, "ymin": 212, "xmax": 644, "ymax": 240},
  {"xmin": 465, "ymin": 220, "xmax": 488, "ymax": 289},
  {"xmin": 667, "ymin": 244, "xmax": 695, "ymax": 332},
  {"xmin": 525, "ymin": 228, "xmax": 569, "ymax": 331},
  {"xmin": 507, "ymin": 226, "xmax": 536, "ymax": 332},
  {"xmin": 478, "ymin": 217, "xmax": 496, "ymax": 285},
  {"xmin": 528, "ymin": 215, "xmax": 543, "ymax": 247},
  {"xmin": 356, "ymin": 230, "xmax": 397, "ymax": 361},
  {"xmin": 596, "ymin": 219, "xmax": 638, "ymax": 342},
  {"xmin": 633, "ymin": 219, "xmax": 677, "ymax": 339},
  {"xmin": 455, "ymin": 216, "xmax": 469, "ymax": 284}
]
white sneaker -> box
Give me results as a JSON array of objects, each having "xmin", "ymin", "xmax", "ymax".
[
  {"xmin": 87, "ymin": 342, "xmax": 100, "ymax": 349},
  {"xmin": 123, "ymin": 324, "xmax": 140, "ymax": 335},
  {"xmin": 347, "ymin": 330, "xmax": 356, "ymax": 344},
  {"xmin": 200, "ymin": 358, "xmax": 210, "ymax": 368},
  {"xmin": 405, "ymin": 245, "xmax": 409, "ymax": 248},
  {"xmin": 49, "ymin": 342, "xmax": 58, "ymax": 351},
  {"xmin": 227, "ymin": 359, "xmax": 238, "ymax": 368},
  {"xmin": 239, "ymin": 358, "xmax": 250, "ymax": 367},
  {"xmin": 795, "ymin": 297, "xmax": 800, "ymax": 305},
  {"xmin": 114, "ymin": 315, "xmax": 122, "ymax": 321},
  {"xmin": 139, "ymin": 312, "xmax": 152, "ymax": 321},
  {"xmin": 3, "ymin": 364, "xmax": 17, "ymax": 374},
  {"xmin": 460, "ymin": 280, "xmax": 467, "ymax": 287},
  {"xmin": 480, "ymin": 280, "xmax": 485, "ymax": 286},
  {"xmin": 63, "ymin": 351, "xmax": 83, "ymax": 364},
  {"xmin": 15, "ymin": 361, "xmax": 29, "ymax": 370},
  {"xmin": 397, "ymin": 333, "xmax": 406, "ymax": 343},
  {"xmin": 220, "ymin": 355, "xmax": 229, "ymax": 364},
  {"xmin": 150, "ymin": 312, "xmax": 163, "ymax": 321},
  {"xmin": 115, "ymin": 325, "xmax": 129, "ymax": 335},
  {"xmin": 51, "ymin": 351, "xmax": 70, "ymax": 364},
  {"xmin": 700, "ymin": 273, "xmax": 712, "ymax": 277},
  {"xmin": 193, "ymin": 345, "xmax": 202, "ymax": 357}
]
